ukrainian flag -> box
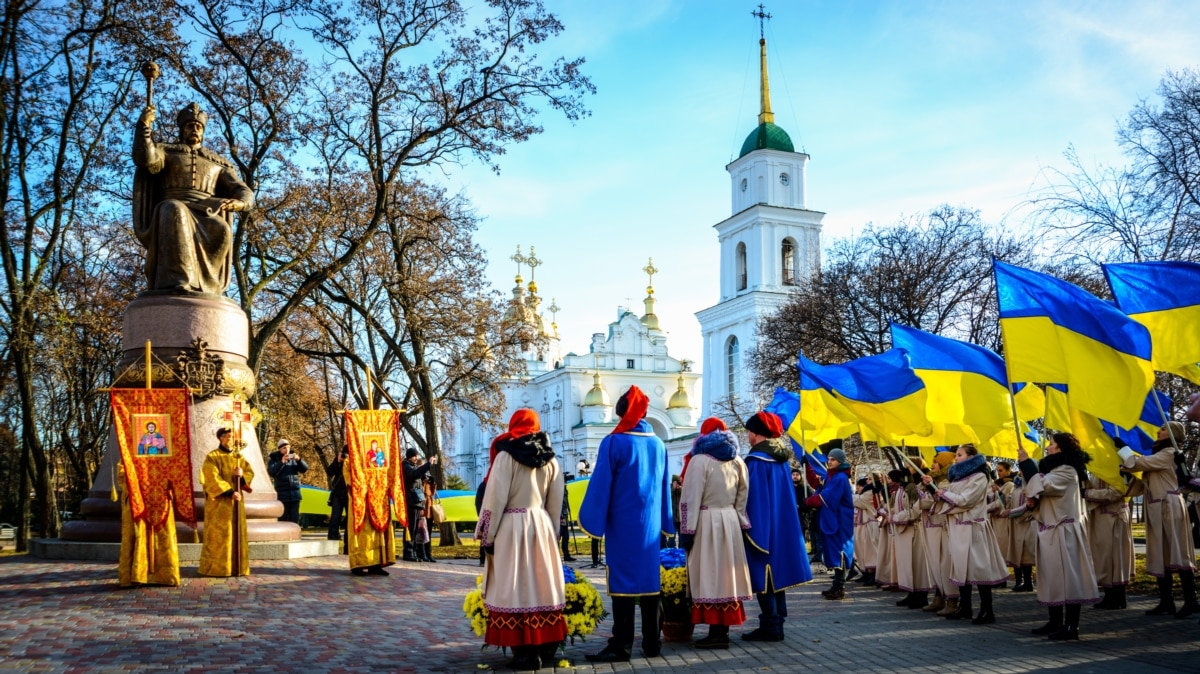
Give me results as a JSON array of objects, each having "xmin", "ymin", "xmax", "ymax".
[
  {"xmin": 797, "ymin": 350, "xmax": 932, "ymax": 441},
  {"xmin": 791, "ymin": 367, "xmax": 860, "ymax": 445},
  {"xmin": 1013, "ymin": 382, "xmax": 1045, "ymax": 422},
  {"xmin": 764, "ymin": 388, "xmax": 829, "ymax": 480},
  {"xmin": 1099, "ymin": 389, "xmax": 1171, "ymax": 456},
  {"xmin": 1043, "ymin": 384, "xmax": 1124, "ymax": 488},
  {"xmin": 994, "ymin": 260, "xmax": 1154, "ymax": 428},
  {"xmin": 1103, "ymin": 261, "xmax": 1200, "ymax": 384},
  {"xmin": 889, "ymin": 323, "xmax": 1014, "ymax": 429}
]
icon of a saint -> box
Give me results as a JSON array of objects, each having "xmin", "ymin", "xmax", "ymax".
[{"xmin": 137, "ymin": 422, "xmax": 168, "ymax": 455}]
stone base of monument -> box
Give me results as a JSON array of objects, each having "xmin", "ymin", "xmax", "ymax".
[{"xmin": 29, "ymin": 537, "xmax": 339, "ymax": 562}]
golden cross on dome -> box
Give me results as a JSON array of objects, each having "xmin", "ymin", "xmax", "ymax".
[
  {"xmin": 752, "ymin": 4, "xmax": 772, "ymax": 40},
  {"xmin": 548, "ymin": 297, "xmax": 560, "ymax": 323},
  {"xmin": 511, "ymin": 245, "xmax": 526, "ymax": 279},
  {"xmin": 526, "ymin": 246, "xmax": 542, "ymax": 281},
  {"xmin": 643, "ymin": 257, "xmax": 659, "ymax": 294}
]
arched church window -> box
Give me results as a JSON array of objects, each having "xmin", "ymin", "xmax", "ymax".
[
  {"xmin": 782, "ymin": 238, "xmax": 797, "ymax": 286},
  {"xmin": 726, "ymin": 336, "xmax": 740, "ymax": 396},
  {"xmin": 736, "ymin": 242, "xmax": 747, "ymax": 291}
]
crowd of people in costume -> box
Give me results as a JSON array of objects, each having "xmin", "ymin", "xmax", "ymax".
[{"xmin": 469, "ymin": 386, "xmax": 1200, "ymax": 671}]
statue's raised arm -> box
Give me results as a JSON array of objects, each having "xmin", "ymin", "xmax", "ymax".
[{"xmin": 132, "ymin": 102, "xmax": 254, "ymax": 296}]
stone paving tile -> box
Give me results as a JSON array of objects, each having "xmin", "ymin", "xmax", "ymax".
[{"xmin": 1, "ymin": 554, "xmax": 1198, "ymax": 673}]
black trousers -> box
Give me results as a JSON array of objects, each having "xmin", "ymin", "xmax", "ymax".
[
  {"xmin": 327, "ymin": 495, "xmax": 347, "ymax": 540},
  {"xmin": 608, "ymin": 595, "xmax": 660, "ymax": 650},
  {"xmin": 280, "ymin": 500, "xmax": 301, "ymax": 524}
]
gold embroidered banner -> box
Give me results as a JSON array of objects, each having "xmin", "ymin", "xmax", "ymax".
[
  {"xmin": 345, "ymin": 409, "xmax": 406, "ymax": 533},
  {"xmin": 111, "ymin": 388, "xmax": 196, "ymax": 529}
]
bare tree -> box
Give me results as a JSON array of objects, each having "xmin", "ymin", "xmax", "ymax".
[
  {"xmin": 0, "ymin": 0, "xmax": 177, "ymax": 544},
  {"xmin": 1031, "ymin": 68, "xmax": 1200, "ymax": 264},
  {"xmin": 752, "ymin": 206, "xmax": 1034, "ymax": 398}
]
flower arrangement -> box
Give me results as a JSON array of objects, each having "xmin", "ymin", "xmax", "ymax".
[
  {"xmin": 659, "ymin": 548, "xmax": 691, "ymax": 624},
  {"xmin": 463, "ymin": 565, "xmax": 607, "ymax": 643}
]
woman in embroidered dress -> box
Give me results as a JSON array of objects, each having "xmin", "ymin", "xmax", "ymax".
[
  {"xmin": 924, "ymin": 444, "xmax": 1008, "ymax": 624},
  {"xmin": 476, "ymin": 409, "xmax": 567, "ymax": 671},
  {"xmin": 1084, "ymin": 472, "xmax": 1140, "ymax": 610},
  {"xmin": 1017, "ymin": 433, "xmax": 1100, "ymax": 640},
  {"xmin": 678, "ymin": 425, "xmax": 752, "ymax": 650}
]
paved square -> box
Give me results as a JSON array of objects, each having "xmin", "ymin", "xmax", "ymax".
[{"xmin": 1, "ymin": 552, "xmax": 1197, "ymax": 673}]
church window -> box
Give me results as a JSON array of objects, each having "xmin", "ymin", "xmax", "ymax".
[
  {"xmin": 782, "ymin": 238, "xmax": 797, "ymax": 286},
  {"xmin": 626, "ymin": 359, "xmax": 635, "ymax": 369},
  {"xmin": 726, "ymin": 336, "xmax": 740, "ymax": 395},
  {"xmin": 736, "ymin": 242, "xmax": 747, "ymax": 291}
]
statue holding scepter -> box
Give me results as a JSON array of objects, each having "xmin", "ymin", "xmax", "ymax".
[{"xmin": 132, "ymin": 62, "xmax": 254, "ymax": 295}]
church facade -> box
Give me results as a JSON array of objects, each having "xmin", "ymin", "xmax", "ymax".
[{"xmin": 446, "ymin": 261, "xmax": 701, "ymax": 487}]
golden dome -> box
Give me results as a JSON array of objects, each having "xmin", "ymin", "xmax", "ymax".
[
  {"xmin": 583, "ymin": 371, "xmax": 610, "ymax": 407},
  {"xmin": 667, "ymin": 374, "xmax": 690, "ymax": 409}
]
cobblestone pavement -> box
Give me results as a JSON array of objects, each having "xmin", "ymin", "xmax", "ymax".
[{"xmin": 1, "ymin": 552, "xmax": 1198, "ymax": 673}]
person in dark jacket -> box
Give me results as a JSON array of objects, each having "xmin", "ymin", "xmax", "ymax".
[
  {"xmin": 804, "ymin": 446, "xmax": 855, "ymax": 600},
  {"xmin": 268, "ymin": 439, "xmax": 309, "ymax": 524},
  {"xmin": 326, "ymin": 446, "xmax": 350, "ymax": 543},
  {"xmin": 403, "ymin": 448, "xmax": 438, "ymax": 561}
]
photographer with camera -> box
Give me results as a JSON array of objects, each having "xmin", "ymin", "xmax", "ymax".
[
  {"xmin": 403, "ymin": 448, "xmax": 439, "ymax": 562},
  {"xmin": 268, "ymin": 439, "xmax": 309, "ymax": 525},
  {"xmin": 326, "ymin": 445, "xmax": 350, "ymax": 544}
]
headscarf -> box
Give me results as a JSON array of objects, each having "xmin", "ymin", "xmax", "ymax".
[
  {"xmin": 745, "ymin": 411, "xmax": 784, "ymax": 438},
  {"xmin": 484, "ymin": 408, "xmax": 541, "ymax": 483},
  {"xmin": 612, "ymin": 385, "xmax": 649, "ymax": 435},
  {"xmin": 683, "ymin": 417, "xmax": 729, "ymax": 481}
]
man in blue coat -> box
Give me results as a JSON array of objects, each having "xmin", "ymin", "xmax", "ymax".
[
  {"xmin": 804, "ymin": 444, "xmax": 855, "ymax": 600},
  {"xmin": 580, "ymin": 386, "xmax": 674, "ymax": 662},
  {"xmin": 743, "ymin": 412, "xmax": 812, "ymax": 641}
]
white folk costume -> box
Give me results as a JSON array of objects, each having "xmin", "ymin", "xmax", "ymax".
[
  {"xmin": 1119, "ymin": 432, "xmax": 1199, "ymax": 618},
  {"xmin": 1084, "ymin": 476, "xmax": 1137, "ymax": 600},
  {"xmin": 476, "ymin": 410, "xmax": 568, "ymax": 655},
  {"xmin": 937, "ymin": 454, "xmax": 1007, "ymax": 623},
  {"xmin": 852, "ymin": 488, "xmax": 880, "ymax": 574},
  {"xmin": 680, "ymin": 431, "xmax": 752, "ymax": 629},
  {"xmin": 889, "ymin": 480, "xmax": 934, "ymax": 603}
]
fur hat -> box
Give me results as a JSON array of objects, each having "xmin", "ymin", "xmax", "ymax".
[
  {"xmin": 745, "ymin": 411, "xmax": 784, "ymax": 438},
  {"xmin": 276, "ymin": 439, "xmax": 290, "ymax": 449},
  {"xmin": 933, "ymin": 451, "xmax": 955, "ymax": 472}
]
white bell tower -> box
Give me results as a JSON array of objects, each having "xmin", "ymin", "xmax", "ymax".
[{"xmin": 695, "ymin": 19, "xmax": 824, "ymax": 419}]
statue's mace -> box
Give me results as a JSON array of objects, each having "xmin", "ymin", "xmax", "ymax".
[{"xmin": 140, "ymin": 61, "xmax": 160, "ymax": 109}]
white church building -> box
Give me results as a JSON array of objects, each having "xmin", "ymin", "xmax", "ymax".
[{"xmin": 446, "ymin": 30, "xmax": 821, "ymax": 485}]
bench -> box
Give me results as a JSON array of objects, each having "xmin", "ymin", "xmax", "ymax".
[{"xmin": 0, "ymin": 524, "xmax": 15, "ymax": 550}]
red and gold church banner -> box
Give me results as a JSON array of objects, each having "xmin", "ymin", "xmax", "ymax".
[
  {"xmin": 345, "ymin": 409, "xmax": 406, "ymax": 533},
  {"xmin": 111, "ymin": 388, "xmax": 196, "ymax": 528}
]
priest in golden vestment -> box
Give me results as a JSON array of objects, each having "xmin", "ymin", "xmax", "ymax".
[{"xmin": 199, "ymin": 428, "xmax": 255, "ymax": 576}]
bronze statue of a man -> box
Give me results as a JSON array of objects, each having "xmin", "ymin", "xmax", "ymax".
[{"xmin": 132, "ymin": 103, "xmax": 253, "ymax": 295}]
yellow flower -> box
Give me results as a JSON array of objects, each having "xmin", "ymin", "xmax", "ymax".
[{"xmin": 558, "ymin": 660, "xmax": 570, "ymax": 668}]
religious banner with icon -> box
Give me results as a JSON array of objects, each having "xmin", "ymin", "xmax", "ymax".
[
  {"xmin": 111, "ymin": 388, "xmax": 197, "ymax": 528},
  {"xmin": 345, "ymin": 409, "xmax": 406, "ymax": 534}
]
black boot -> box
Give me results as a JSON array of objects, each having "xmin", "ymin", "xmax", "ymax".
[
  {"xmin": 857, "ymin": 569, "xmax": 875, "ymax": 585},
  {"xmin": 403, "ymin": 540, "xmax": 417, "ymax": 562},
  {"xmin": 1146, "ymin": 574, "xmax": 1177, "ymax": 616},
  {"xmin": 423, "ymin": 542, "xmax": 438, "ymax": 563},
  {"xmin": 538, "ymin": 642, "xmax": 562, "ymax": 664},
  {"xmin": 508, "ymin": 645, "xmax": 541, "ymax": 671},
  {"xmin": 1009, "ymin": 567, "xmax": 1022, "ymax": 592},
  {"xmin": 823, "ymin": 567, "xmax": 846, "ymax": 600},
  {"xmin": 1093, "ymin": 587, "xmax": 1114, "ymax": 610},
  {"xmin": 1175, "ymin": 571, "xmax": 1199, "ymax": 618},
  {"xmin": 1032, "ymin": 606, "xmax": 1063, "ymax": 635},
  {"xmin": 1049, "ymin": 605, "xmax": 1081, "ymax": 641},
  {"xmin": 907, "ymin": 591, "xmax": 929, "ymax": 610},
  {"xmin": 972, "ymin": 585, "xmax": 995, "ymax": 624},
  {"xmin": 897, "ymin": 591, "xmax": 917, "ymax": 607},
  {"xmin": 947, "ymin": 584, "xmax": 973, "ymax": 620},
  {"xmin": 1112, "ymin": 584, "xmax": 1127, "ymax": 609},
  {"xmin": 695, "ymin": 624, "xmax": 730, "ymax": 649}
]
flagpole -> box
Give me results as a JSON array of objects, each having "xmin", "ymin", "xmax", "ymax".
[
  {"xmin": 874, "ymin": 439, "xmax": 895, "ymax": 538},
  {"xmin": 996, "ymin": 260, "xmax": 1030, "ymax": 462},
  {"xmin": 1150, "ymin": 390, "xmax": 1183, "ymax": 456}
]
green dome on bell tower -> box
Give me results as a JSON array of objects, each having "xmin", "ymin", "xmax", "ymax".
[{"xmin": 738, "ymin": 30, "xmax": 794, "ymax": 158}]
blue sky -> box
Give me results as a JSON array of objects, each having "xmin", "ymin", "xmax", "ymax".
[{"xmin": 439, "ymin": 0, "xmax": 1200, "ymax": 371}]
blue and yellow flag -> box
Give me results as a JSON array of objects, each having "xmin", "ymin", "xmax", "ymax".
[
  {"xmin": 765, "ymin": 388, "xmax": 829, "ymax": 480},
  {"xmin": 797, "ymin": 350, "xmax": 931, "ymax": 441},
  {"xmin": 1103, "ymin": 261, "xmax": 1200, "ymax": 384},
  {"xmin": 889, "ymin": 323, "xmax": 1013, "ymax": 429},
  {"xmin": 792, "ymin": 367, "xmax": 860, "ymax": 445},
  {"xmin": 1043, "ymin": 384, "xmax": 1124, "ymax": 488},
  {"xmin": 994, "ymin": 260, "xmax": 1154, "ymax": 428},
  {"xmin": 1099, "ymin": 389, "xmax": 1171, "ymax": 456}
]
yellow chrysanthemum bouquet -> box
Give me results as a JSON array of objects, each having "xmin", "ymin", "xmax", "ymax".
[
  {"xmin": 659, "ymin": 548, "xmax": 691, "ymax": 623},
  {"xmin": 463, "ymin": 565, "xmax": 607, "ymax": 643}
]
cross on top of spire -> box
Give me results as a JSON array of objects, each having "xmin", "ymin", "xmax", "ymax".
[{"xmin": 752, "ymin": 3, "xmax": 772, "ymax": 40}]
